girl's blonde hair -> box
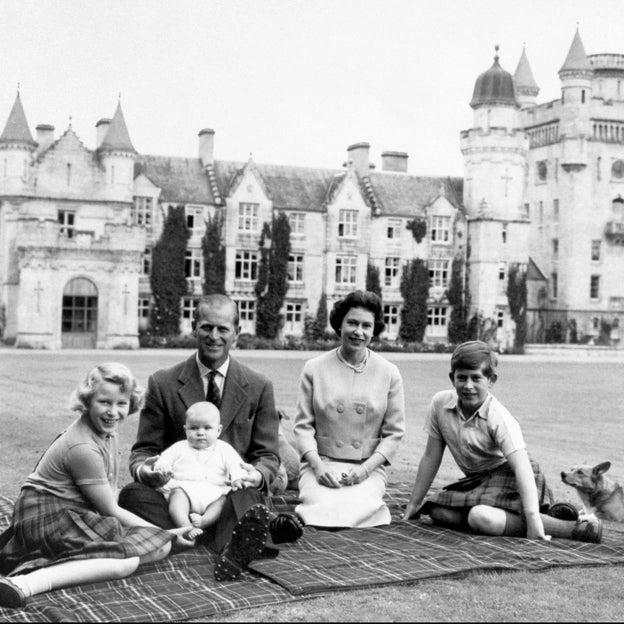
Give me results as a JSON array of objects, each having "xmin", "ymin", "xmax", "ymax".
[{"xmin": 69, "ymin": 362, "xmax": 144, "ymax": 415}]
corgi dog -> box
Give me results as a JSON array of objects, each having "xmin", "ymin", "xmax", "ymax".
[{"xmin": 561, "ymin": 461, "xmax": 624, "ymax": 522}]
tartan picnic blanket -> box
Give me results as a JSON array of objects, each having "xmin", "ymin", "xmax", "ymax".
[{"xmin": 2, "ymin": 484, "xmax": 624, "ymax": 622}]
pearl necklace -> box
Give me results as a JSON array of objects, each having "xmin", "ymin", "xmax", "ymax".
[{"xmin": 336, "ymin": 347, "xmax": 369, "ymax": 373}]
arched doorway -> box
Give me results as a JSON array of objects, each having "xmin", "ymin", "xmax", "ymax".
[{"xmin": 61, "ymin": 277, "xmax": 98, "ymax": 348}]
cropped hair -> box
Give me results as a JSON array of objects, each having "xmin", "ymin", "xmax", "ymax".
[
  {"xmin": 69, "ymin": 362, "xmax": 144, "ymax": 416},
  {"xmin": 450, "ymin": 340, "xmax": 498, "ymax": 378},
  {"xmin": 329, "ymin": 290, "xmax": 386, "ymax": 337},
  {"xmin": 192, "ymin": 294, "xmax": 239, "ymax": 329}
]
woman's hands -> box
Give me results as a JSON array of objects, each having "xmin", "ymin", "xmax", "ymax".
[{"xmin": 313, "ymin": 463, "xmax": 370, "ymax": 487}]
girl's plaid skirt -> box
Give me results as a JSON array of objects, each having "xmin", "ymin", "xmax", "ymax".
[
  {"xmin": 419, "ymin": 458, "xmax": 555, "ymax": 515},
  {"xmin": 0, "ymin": 487, "xmax": 175, "ymax": 575}
]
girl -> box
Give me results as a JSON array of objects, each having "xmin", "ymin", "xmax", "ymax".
[{"xmin": 0, "ymin": 362, "xmax": 194, "ymax": 609}]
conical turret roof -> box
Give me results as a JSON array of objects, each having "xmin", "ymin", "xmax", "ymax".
[
  {"xmin": 99, "ymin": 101, "xmax": 135, "ymax": 152},
  {"xmin": 559, "ymin": 28, "xmax": 591, "ymax": 74},
  {"xmin": 470, "ymin": 47, "xmax": 518, "ymax": 108},
  {"xmin": 514, "ymin": 46, "xmax": 539, "ymax": 93},
  {"xmin": 0, "ymin": 92, "xmax": 36, "ymax": 147}
]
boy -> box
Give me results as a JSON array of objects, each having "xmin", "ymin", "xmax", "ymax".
[
  {"xmin": 154, "ymin": 401, "xmax": 246, "ymax": 539},
  {"xmin": 402, "ymin": 341, "xmax": 602, "ymax": 543}
]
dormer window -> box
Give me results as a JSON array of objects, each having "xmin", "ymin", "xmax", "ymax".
[
  {"xmin": 238, "ymin": 203, "xmax": 259, "ymax": 231},
  {"xmin": 430, "ymin": 215, "xmax": 450, "ymax": 243},
  {"xmin": 338, "ymin": 209, "xmax": 358, "ymax": 238}
]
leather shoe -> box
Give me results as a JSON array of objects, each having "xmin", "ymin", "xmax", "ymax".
[
  {"xmin": 269, "ymin": 512, "xmax": 304, "ymax": 544},
  {"xmin": 0, "ymin": 577, "xmax": 27, "ymax": 609},
  {"xmin": 214, "ymin": 504, "xmax": 269, "ymax": 582},
  {"xmin": 572, "ymin": 518, "xmax": 603, "ymax": 544},
  {"xmin": 547, "ymin": 502, "xmax": 579, "ymax": 522}
]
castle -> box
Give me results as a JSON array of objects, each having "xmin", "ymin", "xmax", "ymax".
[{"xmin": 1, "ymin": 29, "xmax": 622, "ymax": 349}]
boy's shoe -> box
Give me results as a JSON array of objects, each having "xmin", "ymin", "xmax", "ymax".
[
  {"xmin": 572, "ymin": 518, "xmax": 603, "ymax": 543},
  {"xmin": 0, "ymin": 577, "xmax": 27, "ymax": 609},
  {"xmin": 547, "ymin": 502, "xmax": 579, "ymax": 522},
  {"xmin": 214, "ymin": 504, "xmax": 269, "ymax": 582},
  {"xmin": 269, "ymin": 513, "xmax": 304, "ymax": 544}
]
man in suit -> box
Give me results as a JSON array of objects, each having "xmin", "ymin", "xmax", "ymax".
[{"xmin": 119, "ymin": 294, "xmax": 302, "ymax": 581}]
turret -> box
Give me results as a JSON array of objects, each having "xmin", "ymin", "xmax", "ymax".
[
  {"xmin": 514, "ymin": 46, "xmax": 539, "ymax": 109},
  {"xmin": 97, "ymin": 101, "xmax": 136, "ymax": 202},
  {"xmin": 0, "ymin": 92, "xmax": 36, "ymax": 194},
  {"xmin": 558, "ymin": 28, "xmax": 592, "ymax": 168}
]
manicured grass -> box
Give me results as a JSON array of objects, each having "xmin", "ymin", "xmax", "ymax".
[{"xmin": 1, "ymin": 349, "xmax": 623, "ymax": 621}]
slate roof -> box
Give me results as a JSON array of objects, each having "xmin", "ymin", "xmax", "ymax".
[
  {"xmin": 99, "ymin": 102, "xmax": 135, "ymax": 152},
  {"xmin": 134, "ymin": 155, "xmax": 214, "ymax": 203},
  {"xmin": 514, "ymin": 47, "xmax": 539, "ymax": 93},
  {"xmin": 559, "ymin": 29, "xmax": 591, "ymax": 73},
  {"xmin": 214, "ymin": 160, "xmax": 337, "ymax": 211},
  {"xmin": 0, "ymin": 93, "xmax": 36, "ymax": 146}
]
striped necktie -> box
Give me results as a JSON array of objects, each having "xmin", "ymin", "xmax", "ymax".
[{"xmin": 206, "ymin": 370, "xmax": 221, "ymax": 407}]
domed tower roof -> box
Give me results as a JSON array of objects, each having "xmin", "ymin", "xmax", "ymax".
[{"xmin": 470, "ymin": 46, "xmax": 518, "ymax": 109}]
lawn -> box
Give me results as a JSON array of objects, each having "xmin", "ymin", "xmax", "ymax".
[{"xmin": 1, "ymin": 348, "xmax": 623, "ymax": 621}]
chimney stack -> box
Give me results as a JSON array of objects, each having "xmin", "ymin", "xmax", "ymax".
[
  {"xmin": 95, "ymin": 118, "xmax": 111, "ymax": 148},
  {"xmin": 35, "ymin": 124, "xmax": 55, "ymax": 152},
  {"xmin": 199, "ymin": 128, "xmax": 215, "ymax": 166},
  {"xmin": 346, "ymin": 142, "xmax": 371, "ymax": 176},
  {"xmin": 381, "ymin": 151, "xmax": 408, "ymax": 172}
]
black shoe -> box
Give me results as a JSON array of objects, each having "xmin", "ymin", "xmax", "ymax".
[
  {"xmin": 269, "ymin": 512, "xmax": 304, "ymax": 544},
  {"xmin": 572, "ymin": 518, "xmax": 603, "ymax": 544},
  {"xmin": 0, "ymin": 578, "xmax": 27, "ymax": 609},
  {"xmin": 547, "ymin": 502, "xmax": 579, "ymax": 522},
  {"xmin": 214, "ymin": 504, "xmax": 269, "ymax": 582}
]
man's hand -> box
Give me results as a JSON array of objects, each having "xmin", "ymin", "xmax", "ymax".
[
  {"xmin": 239, "ymin": 462, "xmax": 263, "ymax": 489},
  {"xmin": 139, "ymin": 455, "xmax": 172, "ymax": 488}
]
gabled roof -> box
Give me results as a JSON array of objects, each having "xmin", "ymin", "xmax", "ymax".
[
  {"xmin": 559, "ymin": 29, "xmax": 591, "ymax": 74},
  {"xmin": 0, "ymin": 93, "xmax": 36, "ymax": 147},
  {"xmin": 213, "ymin": 160, "xmax": 336, "ymax": 211},
  {"xmin": 99, "ymin": 102, "xmax": 135, "ymax": 152},
  {"xmin": 363, "ymin": 172, "xmax": 463, "ymax": 216},
  {"xmin": 134, "ymin": 155, "xmax": 214, "ymax": 203},
  {"xmin": 514, "ymin": 47, "xmax": 539, "ymax": 94}
]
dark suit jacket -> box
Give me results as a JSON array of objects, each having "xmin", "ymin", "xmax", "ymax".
[{"xmin": 129, "ymin": 353, "xmax": 280, "ymax": 490}]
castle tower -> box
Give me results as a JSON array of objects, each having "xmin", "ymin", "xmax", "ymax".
[
  {"xmin": 0, "ymin": 91, "xmax": 36, "ymax": 195},
  {"xmin": 97, "ymin": 101, "xmax": 136, "ymax": 202},
  {"xmin": 558, "ymin": 28, "xmax": 592, "ymax": 168},
  {"xmin": 460, "ymin": 46, "xmax": 530, "ymax": 327},
  {"xmin": 514, "ymin": 46, "xmax": 539, "ymax": 109}
]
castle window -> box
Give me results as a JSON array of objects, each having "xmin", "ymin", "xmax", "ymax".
[
  {"xmin": 181, "ymin": 297, "xmax": 198, "ymax": 320},
  {"xmin": 338, "ymin": 209, "xmax": 358, "ymax": 238},
  {"xmin": 553, "ymin": 199, "xmax": 559, "ymax": 222},
  {"xmin": 66, "ymin": 163, "xmax": 71, "ymax": 187},
  {"xmin": 335, "ymin": 255, "xmax": 357, "ymax": 284},
  {"xmin": 288, "ymin": 254, "xmax": 304, "ymax": 283},
  {"xmin": 387, "ymin": 218, "xmax": 401, "ymax": 239},
  {"xmin": 551, "ymin": 273, "xmax": 558, "ymax": 299},
  {"xmin": 591, "ymin": 240, "xmax": 601, "ymax": 261},
  {"xmin": 498, "ymin": 262, "xmax": 506, "ymax": 281},
  {"xmin": 142, "ymin": 247, "xmax": 152, "ymax": 275},
  {"xmin": 552, "ymin": 238, "xmax": 559, "ymax": 259},
  {"xmin": 430, "ymin": 215, "xmax": 450, "ymax": 243},
  {"xmin": 383, "ymin": 304, "xmax": 400, "ymax": 335},
  {"xmin": 284, "ymin": 302, "xmax": 303, "ymax": 334},
  {"xmin": 288, "ymin": 212, "xmax": 305, "ymax": 235},
  {"xmin": 238, "ymin": 203, "xmax": 259, "ymax": 231},
  {"xmin": 502, "ymin": 224, "xmax": 507, "ymax": 244},
  {"xmin": 384, "ymin": 257, "xmax": 400, "ymax": 287},
  {"xmin": 427, "ymin": 306, "xmax": 448, "ymax": 327},
  {"xmin": 237, "ymin": 299, "xmax": 255, "ymax": 323},
  {"xmin": 185, "ymin": 205, "xmax": 204, "ymax": 235},
  {"xmin": 429, "ymin": 259, "xmax": 449, "ymax": 288},
  {"xmin": 496, "ymin": 309, "xmax": 504, "ymax": 328},
  {"xmin": 184, "ymin": 248, "xmax": 202, "ymax": 279},
  {"xmin": 581, "ymin": 90, "xmax": 586, "ymax": 104},
  {"xmin": 611, "ymin": 160, "xmax": 624, "ymax": 179},
  {"xmin": 58, "ymin": 210, "xmax": 75, "ymax": 238},
  {"xmin": 537, "ymin": 161, "xmax": 548, "ymax": 182},
  {"xmin": 590, "ymin": 275, "xmax": 600, "ymax": 300},
  {"xmin": 235, "ymin": 250, "xmax": 258, "ymax": 281},
  {"xmin": 138, "ymin": 297, "xmax": 151, "ymax": 319},
  {"xmin": 132, "ymin": 196, "xmax": 153, "ymax": 227}
]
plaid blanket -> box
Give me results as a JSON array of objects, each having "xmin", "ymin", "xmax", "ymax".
[{"xmin": 2, "ymin": 486, "xmax": 624, "ymax": 622}]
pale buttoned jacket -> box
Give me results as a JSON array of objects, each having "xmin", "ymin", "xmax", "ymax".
[{"xmin": 294, "ymin": 349, "xmax": 406, "ymax": 463}]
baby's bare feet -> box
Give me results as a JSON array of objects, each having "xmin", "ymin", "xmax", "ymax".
[
  {"xmin": 185, "ymin": 527, "xmax": 204, "ymax": 541},
  {"xmin": 190, "ymin": 513, "xmax": 202, "ymax": 527}
]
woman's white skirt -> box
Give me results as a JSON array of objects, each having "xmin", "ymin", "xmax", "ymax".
[{"xmin": 295, "ymin": 459, "xmax": 390, "ymax": 528}]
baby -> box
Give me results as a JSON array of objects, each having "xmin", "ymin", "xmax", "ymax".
[{"xmin": 154, "ymin": 401, "xmax": 246, "ymax": 539}]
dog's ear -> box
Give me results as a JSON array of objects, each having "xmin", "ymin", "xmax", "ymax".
[{"xmin": 592, "ymin": 461, "xmax": 611, "ymax": 478}]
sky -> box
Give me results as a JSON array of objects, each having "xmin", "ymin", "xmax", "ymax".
[{"xmin": 0, "ymin": 0, "xmax": 623, "ymax": 177}]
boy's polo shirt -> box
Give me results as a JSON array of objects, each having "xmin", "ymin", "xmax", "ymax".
[{"xmin": 425, "ymin": 389, "xmax": 526, "ymax": 475}]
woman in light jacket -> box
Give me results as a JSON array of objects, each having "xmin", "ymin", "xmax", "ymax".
[{"xmin": 293, "ymin": 290, "xmax": 406, "ymax": 528}]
